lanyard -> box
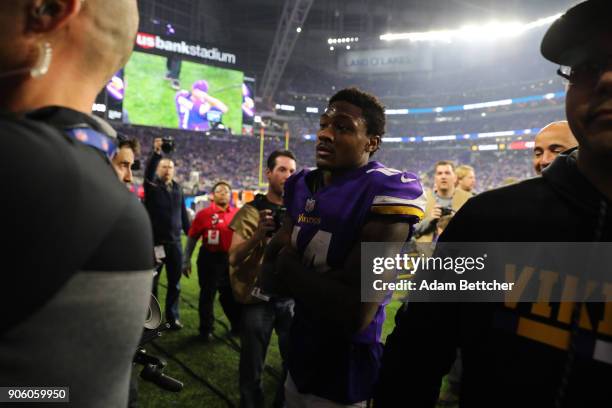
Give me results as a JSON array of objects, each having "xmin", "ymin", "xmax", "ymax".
[{"xmin": 65, "ymin": 127, "xmax": 116, "ymax": 159}]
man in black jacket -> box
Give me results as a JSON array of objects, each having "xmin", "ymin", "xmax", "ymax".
[
  {"xmin": 376, "ymin": 1, "xmax": 612, "ymax": 407},
  {"xmin": 1, "ymin": 1, "xmax": 154, "ymax": 407},
  {"xmin": 145, "ymin": 137, "xmax": 190, "ymax": 329}
]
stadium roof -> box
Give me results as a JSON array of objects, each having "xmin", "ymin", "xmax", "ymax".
[{"xmin": 136, "ymin": 0, "xmax": 575, "ymax": 96}]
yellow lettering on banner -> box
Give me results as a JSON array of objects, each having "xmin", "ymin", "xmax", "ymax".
[
  {"xmin": 517, "ymin": 317, "xmax": 570, "ymax": 351},
  {"xmin": 557, "ymin": 275, "xmax": 579, "ymax": 324},
  {"xmin": 578, "ymin": 280, "xmax": 599, "ymax": 331},
  {"xmin": 505, "ymin": 264, "xmax": 535, "ymax": 308},
  {"xmin": 531, "ymin": 270, "xmax": 559, "ymax": 319},
  {"xmin": 598, "ymin": 284, "xmax": 612, "ymax": 336}
]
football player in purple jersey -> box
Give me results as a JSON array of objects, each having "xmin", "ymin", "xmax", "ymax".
[
  {"xmin": 174, "ymin": 80, "xmax": 228, "ymax": 131},
  {"xmin": 261, "ymin": 87, "xmax": 427, "ymax": 406}
]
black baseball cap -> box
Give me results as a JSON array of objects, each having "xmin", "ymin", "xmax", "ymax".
[{"xmin": 541, "ymin": 0, "xmax": 612, "ymax": 66}]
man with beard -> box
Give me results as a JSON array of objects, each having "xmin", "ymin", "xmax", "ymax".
[{"xmin": 376, "ymin": 1, "xmax": 612, "ymax": 407}]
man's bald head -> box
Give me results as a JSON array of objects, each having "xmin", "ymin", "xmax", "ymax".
[
  {"xmin": 533, "ymin": 121, "xmax": 578, "ymax": 175},
  {"xmin": 0, "ymin": 0, "xmax": 138, "ymax": 113},
  {"xmin": 78, "ymin": 0, "xmax": 139, "ymax": 82}
]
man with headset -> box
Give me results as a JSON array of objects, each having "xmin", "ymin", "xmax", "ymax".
[{"xmin": 0, "ymin": 1, "xmax": 154, "ymax": 407}]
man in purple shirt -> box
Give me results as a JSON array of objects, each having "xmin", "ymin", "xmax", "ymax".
[{"xmin": 262, "ymin": 87, "xmax": 426, "ymax": 406}]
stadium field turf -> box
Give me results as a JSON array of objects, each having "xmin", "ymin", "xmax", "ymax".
[{"xmin": 139, "ymin": 238, "xmax": 452, "ymax": 407}]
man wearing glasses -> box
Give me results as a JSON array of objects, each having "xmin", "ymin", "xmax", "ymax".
[{"xmin": 376, "ymin": 1, "xmax": 612, "ymax": 407}]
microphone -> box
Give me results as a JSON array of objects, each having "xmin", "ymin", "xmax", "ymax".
[{"xmin": 0, "ymin": 42, "xmax": 52, "ymax": 80}]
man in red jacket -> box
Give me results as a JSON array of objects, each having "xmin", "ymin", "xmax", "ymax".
[{"xmin": 183, "ymin": 181, "xmax": 241, "ymax": 341}]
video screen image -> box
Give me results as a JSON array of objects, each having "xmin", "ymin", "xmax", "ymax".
[{"xmin": 123, "ymin": 51, "xmax": 244, "ymax": 132}]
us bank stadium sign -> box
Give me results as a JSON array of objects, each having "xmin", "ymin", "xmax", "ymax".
[
  {"xmin": 338, "ymin": 48, "xmax": 433, "ymax": 74},
  {"xmin": 135, "ymin": 32, "xmax": 237, "ymax": 65}
]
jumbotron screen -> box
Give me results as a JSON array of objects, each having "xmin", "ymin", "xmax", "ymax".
[{"xmin": 123, "ymin": 51, "xmax": 244, "ymax": 133}]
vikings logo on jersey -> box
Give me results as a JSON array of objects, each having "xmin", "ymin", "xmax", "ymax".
[
  {"xmin": 305, "ymin": 198, "xmax": 316, "ymax": 213},
  {"xmin": 284, "ymin": 161, "xmax": 426, "ymax": 275}
]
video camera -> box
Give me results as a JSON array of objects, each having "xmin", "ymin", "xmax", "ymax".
[
  {"xmin": 439, "ymin": 207, "xmax": 454, "ymax": 217},
  {"xmin": 161, "ymin": 137, "xmax": 175, "ymax": 154},
  {"xmin": 266, "ymin": 207, "xmax": 287, "ymax": 238},
  {"xmin": 133, "ymin": 295, "xmax": 183, "ymax": 392}
]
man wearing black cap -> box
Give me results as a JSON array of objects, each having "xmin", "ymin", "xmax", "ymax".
[{"xmin": 376, "ymin": 1, "xmax": 612, "ymax": 407}]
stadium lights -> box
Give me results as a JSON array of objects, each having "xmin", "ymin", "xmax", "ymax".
[
  {"xmin": 303, "ymin": 127, "xmax": 540, "ymax": 144},
  {"xmin": 383, "ymin": 92, "xmax": 565, "ymax": 116},
  {"xmin": 464, "ymin": 99, "xmax": 512, "ymax": 110},
  {"xmin": 275, "ymin": 104, "xmax": 295, "ymax": 112},
  {"xmin": 296, "ymin": 27, "xmax": 302, "ymax": 33},
  {"xmin": 380, "ymin": 13, "xmax": 563, "ymax": 42},
  {"xmin": 478, "ymin": 130, "xmax": 515, "ymax": 138},
  {"xmin": 478, "ymin": 144, "xmax": 499, "ymax": 151},
  {"xmin": 327, "ymin": 36, "xmax": 359, "ymax": 45},
  {"xmin": 423, "ymin": 135, "xmax": 457, "ymax": 142}
]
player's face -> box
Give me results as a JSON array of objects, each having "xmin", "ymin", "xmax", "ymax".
[
  {"xmin": 192, "ymin": 88, "xmax": 207, "ymax": 102},
  {"xmin": 267, "ymin": 156, "xmax": 296, "ymax": 196},
  {"xmin": 212, "ymin": 185, "xmax": 231, "ymax": 206},
  {"xmin": 533, "ymin": 125, "xmax": 577, "ymax": 175},
  {"xmin": 316, "ymin": 101, "xmax": 378, "ymax": 171},
  {"xmin": 158, "ymin": 159, "xmax": 175, "ymax": 183},
  {"xmin": 112, "ymin": 147, "xmax": 135, "ymax": 185},
  {"xmin": 459, "ymin": 170, "xmax": 475, "ymax": 191},
  {"xmin": 435, "ymin": 165, "xmax": 456, "ymax": 193},
  {"xmin": 565, "ymin": 32, "xmax": 612, "ymax": 157}
]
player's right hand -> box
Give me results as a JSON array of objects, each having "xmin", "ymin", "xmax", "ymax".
[
  {"xmin": 254, "ymin": 209, "xmax": 277, "ymax": 241},
  {"xmin": 153, "ymin": 137, "xmax": 163, "ymax": 154}
]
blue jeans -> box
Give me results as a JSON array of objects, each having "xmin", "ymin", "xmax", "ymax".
[
  {"xmin": 240, "ymin": 299, "xmax": 294, "ymax": 408},
  {"xmin": 152, "ymin": 241, "xmax": 182, "ymax": 322}
]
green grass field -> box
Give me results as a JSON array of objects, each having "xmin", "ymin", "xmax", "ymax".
[
  {"xmin": 139, "ymin": 239, "xmax": 451, "ymax": 407},
  {"xmin": 124, "ymin": 51, "xmax": 244, "ymax": 132}
]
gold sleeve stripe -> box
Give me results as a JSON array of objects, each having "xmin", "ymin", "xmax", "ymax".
[{"xmin": 370, "ymin": 205, "xmax": 425, "ymax": 219}]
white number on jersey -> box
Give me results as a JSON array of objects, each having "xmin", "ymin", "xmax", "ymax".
[{"xmin": 292, "ymin": 226, "xmax": 332, "ymax": 274}]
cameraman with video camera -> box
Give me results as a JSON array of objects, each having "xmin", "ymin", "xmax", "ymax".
[
  {"xmin": 228, "ymin": 150, "xmax": 297, "ymax": 408},
  {"xmin": 145, "ymin": 136, "xmax": 190, "ymax": 330}
]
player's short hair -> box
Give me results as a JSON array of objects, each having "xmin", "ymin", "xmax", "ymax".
[
  {"xmin": 434, "ymin": 160, "xmax": 455, "ymax": 173},
  {"xmin": 328, "ymin": 87, "xmax": 386, "ymax": 137},
  {"xmin": 117, "ymin": 138, "xmax": 140, "ymax": 156},
  {"xmin": 455, "ymin": 165, "xmax": 474, "ymax": 180},
  {"xmin": 212, "ymin": 181, "xmax": 232, "ymax": 192},
  {"xmin": 267, "ymin": 150, "xmax": 296, "ymax": 171}
]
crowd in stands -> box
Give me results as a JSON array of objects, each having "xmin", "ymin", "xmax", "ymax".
[{"xmin": 117, "ymin": 123, "xmax": 535, "ymax": 195}]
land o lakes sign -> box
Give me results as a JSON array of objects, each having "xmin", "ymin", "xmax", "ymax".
[{"xmin": 338, "ymin": 47, "xmax": 433, "ymax": 74}]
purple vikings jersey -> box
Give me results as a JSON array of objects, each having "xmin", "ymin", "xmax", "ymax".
[
  {"xmin": 283, "ymin": 160, "xmax": 425, "ymax": 403},
  {"xmin": 175, "ymin": 92, "xmax": 216, "ymax": 131}
]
